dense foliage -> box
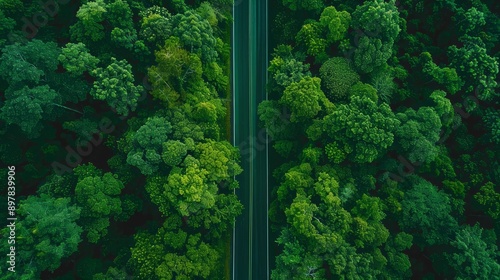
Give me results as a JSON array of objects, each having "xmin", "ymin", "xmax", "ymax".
[
  {"xmin": 0, "ymin": 0, "xmax": 237, "ymax": 279},
  {"xmin": 0, "ymin": 0, "xmax": 499, "ymax": 279},
  {"xmin": 266, "ymin": 0, "xmax": 500, "ymax": 278}
]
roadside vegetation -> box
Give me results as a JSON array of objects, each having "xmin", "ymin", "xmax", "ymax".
[
  {"xmin": 263, "ymin": 0, "xmax": 500, "ymax": 278},
  {"xmin": 0, "ymin": 0, "xmax": 239, "ymax": 279},
  {"xmin": 1, "ymin": 0, "xmax": 499, "ymax": 279}
]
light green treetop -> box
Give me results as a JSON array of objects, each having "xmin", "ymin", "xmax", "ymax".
[
  {"xmin": 279, "ymin": 76, "xmax": 330, "ymax": 122},
  {"xmin": 59, "ymin": 42, "xmax": 100, "ymax": 77}
]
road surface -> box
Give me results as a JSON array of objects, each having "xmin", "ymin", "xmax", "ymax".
[{"xmin": 232, "ymin": 0, "xmax": 269, "ymax": 279}]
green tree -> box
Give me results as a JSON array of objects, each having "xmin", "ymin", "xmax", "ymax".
[
  {"xmin": 130, "ymin": 220, "xmax": 221, "ymax": 280},
  {"xmin": 474, "ymin": 182, "xmax": 500, "ymax": 220},
  {"xmin": 351, "ymin": 194, "xmax": 389, "ymax": 248},
  {"xmin": 279, "ymin": 76, "xmax": 330, "ymax": 122},
  {"xmin": 196, "ymin": 2, "xmax": 218, "ymax": 27},
  {"xmin": 91, "ymin": 58, "xmax": 143, "ymax": 116},
  {"xmin": 126, "ymin": 116, "xmax": 172, "ymax": 175},
  {"xmin": 383, "ymin": 233, "xmax": 413, "ymax": 279},
  {"xmin": 111, "ymin": 25, "xmax": 138, "ymax": 51},
  {"xmin": 393, "ymin": 107, "xmax": 442, "ymax": 164},
  {"xmin": 190, "ymin": 99, "xmax": 227, "ymax": 141},
  {"xmin": 93, "ymin": 266, "xmax": 129, "ymax": 280},
  {"xmin": 106, "ymin": 0, "xmax": 134, "ymax": 31},
  {"xmin": 62, "ymin": 116, "xmax": 101, "ymax": 143},
  {"xmin": 37, "ymin": 173, "xmax": 78, "ymax": 198},
  {"xmin": 157, "ymin": 233, "xmax": 220, "ymax": 279},
  {"xmin": 165, "ymin": 156, "xmax": 217, "ymax": 217},
  {"xmin": 0, "ymin": 9, "xmax": 15, "ymax": 47},
  {"xmin": 268, "ymin": 54, "xmax": 311, "ymax": 96},
  {"xmin": 348, "ymin": 81, "xmax": 378, "ymax": 103},
  {"xmin": 271, "ymin": 11, "xmax": 301, "ymax": 45},
  {"xmin": 285, "ymin": 193, "xmax": 318, "ymax": 238},
  {"xmin": 429, "ymin": 90, "xmax": 455, "ymax": 128},
  {"xmin": 129, "ymin": 229, "xmax": 164, "ymax": 279},
  {"xmin": 370, "ymin": 68, "xmax": 396, "ymax": 102},
  {"xmin": 162, "ymin": 140, "xmax": 188, "ymax": 167},
  {"xmin": 484, "ymin": 109, "xmax": 500, "ymax": 144},
  {"xmin": 69, "ymin": 0, "xmax": 141, "ymax": 53},
  {"xmin": 320, "ymin": 95, "xmax": 400, "ymax": 163},
  {"xmin": 0, "ymin": 0, "xmax": 23, "ymax": 17},
  {"xmin": 170, "ymin": 0, "xmax": 189, "ymax": 13},
  {"xmin": 276, "ymin": 163, "xmax": 314, "ymax": 203},
  {"xmin": 319, "ymin": 57, "xmax": 360, "ymax": 101},
  {"xmin": 399, "ymin": 178, "xmax": 458, "ymax": 246},
  {"xmin": 257, "ymin": 100, "xmax": 297, "ymax": 141},
  {"xmin": 296, "ymin": 21, "xmax": 327, "ymax": 59},
  {"xmin": 191, "ymin": 101, "xmax": 218, "ymax": 124},
  {"xmin": 148, "ymin": 37, "xmax": 203, "ymax": 105},
  {"xmin": 350, "ymin": 0, "xmax": 400, "ymax": 74},
  {"xmin": 274, "ymin": 168, "xmax": 393, "ymax": 278},
  {"xmin": 207, "ymin": 0, "xmax": 234, "ymax": 11},
  {"xmin": 169, "ymin": 109, "xmax": 205, "ymax": 141},
  {"xmin": 171, "ymin": 10, "xmax": 218, "ymax": 63},
  {"xmin": 0, "ymin": 40, "xmax": 87, "ymax": 133},
  {"xmin": 273, "ymin": 140, "xmax": 297, "ymax": 158},
  {"xmin": 319, "ymin": 6, "xmax": 351, "ymax": 43},
  {"xmin": 46, "ymin": 72, "xmax": 90, "ymax": 104},
  {"xmin": 352, "ymin": 194, "xmax": 386, "ymax": 224},
  {"xmin": 445, "ymin": 225, "xmax": 500, "ymax": 280},
  {"xmin": 75, "ymin": 169, "xmax": 124, "ymax": 243},
  {"xmin": 203, "ymin": 61, "xmax": 229, "ymax": 94},
  {"xmin": 70, "ymin": 0, "xmax": 108, "ymax": 43},
  {"xmin": 0, "ymin": 39, "xmax": 60, "ymax": 85},
  {"xmin": 420, "ymin": 148, "xmax": 457, "ymax": 180},
  {"xmin": 448, "ymin": 36, "xmax": 499, "ymax": 101},
  {"xmin": 300, "ymin": 146, "xmax": 323, "ymax": 166},
  {"xmin": 272, "ymin": 228, "xmax": 325, "ymax": 279},
  {"xmin": 0, "ymin": 85, "xmax": 60, "ymax": 138},
  {"xmin": 353, "ymin": 36, "xmax": 392, "ymax": 74},
  {"xmin": 139, "ymin": 6, "xmax": 172, "ymax": 48},
  {"xmin": 108, "ymin": 1, "xmax": 144, "ymax": 52},
  {"xmin": 282, "ymin": 0, "xmax": 324, "ymax": 12},
  {"xmin": 195, "ymin": 140, "xmax": 243, "ymax": 182},
  {"xmin": 187, "ymin": 193, "xmax": 243, "ymax": 239},
  {"xmin": 455, "ymin": 7, "xmax": 486, "ymax": 35},
  {"xmin": 420, "ymin": 52, "xmax": 464, "ymax": 95},
  {"xmin": 145, "ymin": 157, "xmax": 216, "ymax": 218},
  {"xmin": 59, "ymin": 43, "xmax": 100, "ymax": 77},
  {"xmin": 0, "ymin": 194, "xmax": 82, "ymax": 279},
  {"xmin": 351, "ymin": 0, "xmax": 401, "ymax": 43}
]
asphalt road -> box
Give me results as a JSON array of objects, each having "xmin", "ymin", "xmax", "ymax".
[{"xmin": 232, "ymin": 0, "xmax": 269, "ymax": 279}]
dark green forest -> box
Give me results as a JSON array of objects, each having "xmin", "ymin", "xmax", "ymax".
[
  {"xmin": 0, "ymin": 0, "xmax": 499, "ymax": 279},
  {"xmin": 264, "ymin": 0, "xmax": 500, "ymax": 279},
  {"xmin": 0, "ymin": 0, "xmax": 238, "ymax": 279}
]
